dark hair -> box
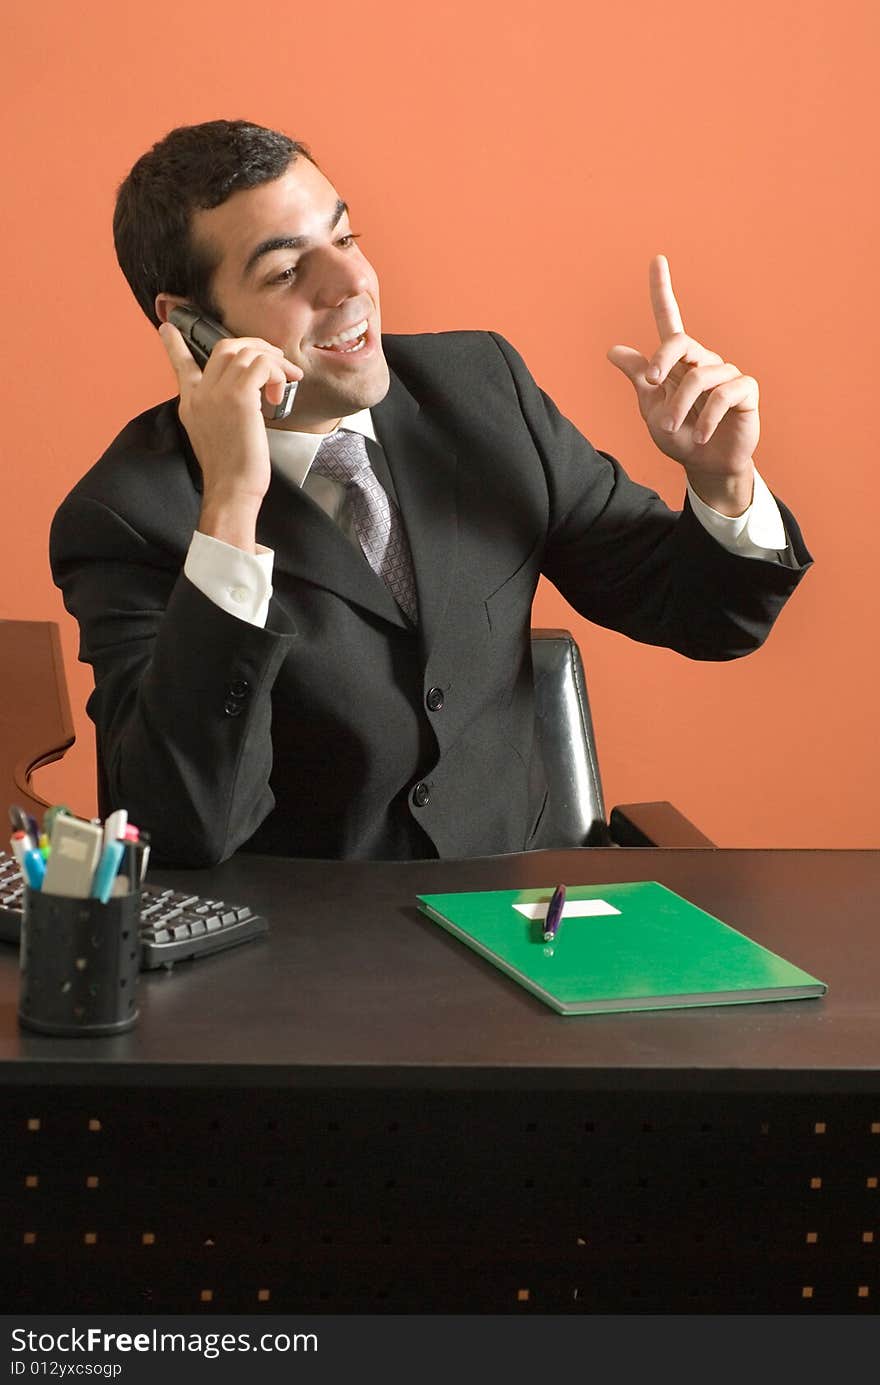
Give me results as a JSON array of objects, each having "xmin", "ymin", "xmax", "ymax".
[{"xmin": 113, "ymin": 120, "xmax": 313, "ymax": 326}]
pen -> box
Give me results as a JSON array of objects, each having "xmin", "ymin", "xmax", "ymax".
[
  {"xmin": 103, "ymin": 807, "xmax": 128, "ymax": 849},
  {"xmin": 10, "ymin": 831, "xmax": 29, "ymax": 879},
  {"xmin": 9, "ymin": 806, "xmax": 36, "ymax": 853},
  {"xmin": 137, "ymin": 830, "xmax": 151, "ymax": 884},
  {"xmin": 543, "ymin": 883, "xmax": 567, "ymax": 942},
  {"xmin": 90, "ymin": 839, "xmax": 126, "ymax": 904},
  {"xmin": 22, "ymin": 848, "xmax": 47, "ymax": 891}
]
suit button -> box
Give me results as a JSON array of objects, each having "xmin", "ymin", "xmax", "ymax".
[
  {"xmin": 223, "ymin": 698, "xmax": 243, "ymax": 717},
  {"xmin": 229, "ymin": 680, "xmax": 250, "ymax": 699},
  {"xmin": 426, "ymin": 686, "xmax": 445, "ymax": 712},
  {"xmin": 413, "ymin": 781, "xmax": 431, "ymax": 807}
]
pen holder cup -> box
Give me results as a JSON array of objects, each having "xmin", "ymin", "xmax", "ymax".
[{"xmin": 18, "ymin": 889, "xmax": 141, "ymax": 1036}]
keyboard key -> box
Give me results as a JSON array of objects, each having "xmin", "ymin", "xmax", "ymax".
[{"xmin": 154, "ymin": 907, "xmax": 184, "ymax": 924}]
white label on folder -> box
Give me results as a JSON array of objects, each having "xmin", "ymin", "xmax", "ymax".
[{"xmin": 513, "ymin": 900, "xmax": 621, "ymax": 921}]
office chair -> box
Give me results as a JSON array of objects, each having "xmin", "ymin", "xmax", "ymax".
[
  {"xmin": 531, "ymin": 628, "xmax": 715, "ymax": 848},
  {"xmin": 0, "ymin": 620, "xmax": 75, "ymax": 821}
]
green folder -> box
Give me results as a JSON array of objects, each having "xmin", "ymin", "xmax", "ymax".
[{"xmin": 417, "ymin": 881, "xmax": 827, "ymax": 1016}]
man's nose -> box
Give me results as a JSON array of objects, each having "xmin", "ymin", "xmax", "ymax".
[{"xmin": 314, "ymin": 246, "xmax": 372, "ymax": 305}]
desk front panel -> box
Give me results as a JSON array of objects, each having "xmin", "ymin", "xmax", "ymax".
[{"xmin": 2, "ymin": 1083, "xmax": 878, "ymax": 1312}]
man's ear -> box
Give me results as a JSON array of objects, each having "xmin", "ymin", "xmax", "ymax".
[{"xmin": 155, "ymin": 292, "xmax": 191, "ymax": 324}]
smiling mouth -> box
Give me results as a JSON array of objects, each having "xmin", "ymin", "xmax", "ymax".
[{"xmin": 313, "ymin": 318, "xmax": 369, "ymax": 353}]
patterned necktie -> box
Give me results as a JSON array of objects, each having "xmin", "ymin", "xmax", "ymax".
[{"xmin": 312, "ymin": 430, "xmax": 418, "ymax": 624}]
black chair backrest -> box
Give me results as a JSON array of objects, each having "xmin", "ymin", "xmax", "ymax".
[{"xmin": 530, "ymin": 628, "xmax": 610, "ymax": 848}]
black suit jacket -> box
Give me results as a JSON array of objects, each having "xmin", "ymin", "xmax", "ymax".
[{"xmin": 50, "ymin": 332, "xmax": 812, "ymax": 864}]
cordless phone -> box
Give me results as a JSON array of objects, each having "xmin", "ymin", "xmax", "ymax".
[{"xmin": 168, "ymin": 305, "xmax": 298, "ymax": 421}]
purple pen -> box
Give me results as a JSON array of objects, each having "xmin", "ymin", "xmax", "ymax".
[{"xmin": 543, "ymin": 883, "xmax": 566, "ymax": 942}]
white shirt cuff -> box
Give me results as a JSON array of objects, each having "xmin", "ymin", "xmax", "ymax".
[
  {"xmin": 184, "ymin": 531, "xmax": 275, "ymax": 628},
  {"xmin": 686, "ymin": 467, "xmax": 789, "ymax": 560}
]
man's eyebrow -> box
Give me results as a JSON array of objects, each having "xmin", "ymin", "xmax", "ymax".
[{"xmin": 242, "ymin": 200, "xmax": 348, "ymax": 280}]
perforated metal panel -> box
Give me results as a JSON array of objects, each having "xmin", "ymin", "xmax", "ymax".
[{"xmin": 2, "ymin": 1086, "xmax": 877, "ymax": 1312}]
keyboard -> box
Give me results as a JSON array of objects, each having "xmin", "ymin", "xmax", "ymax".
[{"xmin": 0, "ymin": 850, "xmax": 268, "ymax": 970}]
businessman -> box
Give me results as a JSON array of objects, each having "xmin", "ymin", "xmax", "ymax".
[{"xmin": 50, "ymin": 120, "xmax": 811, "ymax": 865}]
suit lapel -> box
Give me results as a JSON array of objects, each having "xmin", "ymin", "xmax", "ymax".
[{"xmin": 372, "ymin": 372, "xmax": 458, "ymax": 659}]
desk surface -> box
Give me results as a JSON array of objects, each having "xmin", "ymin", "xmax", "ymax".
[{"xmin": 1, "ymin": 848, "xmax": 878, "ymax": 1092}]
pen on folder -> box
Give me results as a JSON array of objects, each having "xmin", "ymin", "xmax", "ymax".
[{"xmin": 543, "ymin": 883, "xmax": 567, "ymax": 943}]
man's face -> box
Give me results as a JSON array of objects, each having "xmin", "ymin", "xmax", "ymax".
[{"xmin": 186, "ymin": 158, "xmax": 389, "ymax": 432}]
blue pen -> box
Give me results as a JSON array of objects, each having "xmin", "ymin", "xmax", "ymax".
[
  {"xmin": 22, "ymin": 848, "xmax": 47, "ymax": 891},
  {"xmin": 90, "ymin": 839, "xmax": 126, "ymax": 904},
  {"xmin": 543, "ymin": 883, "xmax": 567, "ymax": 942}
]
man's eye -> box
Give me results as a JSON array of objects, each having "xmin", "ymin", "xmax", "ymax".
[
  {"xmin": 337, "ymin": 233, "xmax": 362, "ymax": 249},
  {"xmin": 273, "ymin": 266, "xmax": 298, "ymax": 284}
]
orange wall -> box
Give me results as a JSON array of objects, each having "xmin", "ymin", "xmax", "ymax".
[{"xmin": 3, "ymin": 0, "xmax": 875, "ymax": 846}]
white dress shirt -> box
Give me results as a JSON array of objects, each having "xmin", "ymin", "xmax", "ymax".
[{"xmin": 183, "ymin": 408, "xmax": 791, "ymax": 629}]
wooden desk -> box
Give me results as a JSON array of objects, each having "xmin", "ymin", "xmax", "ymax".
[{"xmin": 1, "ymin": 848, "xmax": 878, "ymax": 1313}]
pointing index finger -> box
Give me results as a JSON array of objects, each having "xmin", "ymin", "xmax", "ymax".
[{"xmin": 649, "ymin": 254, "xmax": 684, "ymax": 340}]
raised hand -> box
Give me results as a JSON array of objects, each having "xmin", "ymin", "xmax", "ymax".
[{"xmin": 607, "ymin": 256, "xmax": 759, "ymax": 515}]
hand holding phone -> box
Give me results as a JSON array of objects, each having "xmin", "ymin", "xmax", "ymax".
[
  {"xmin": 158, "ymin": 310, "xmax": 303, "ymax": 550},
  {"xmin": 168, "ymin": 306, "xmax": 299, "ymax": 421}
]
